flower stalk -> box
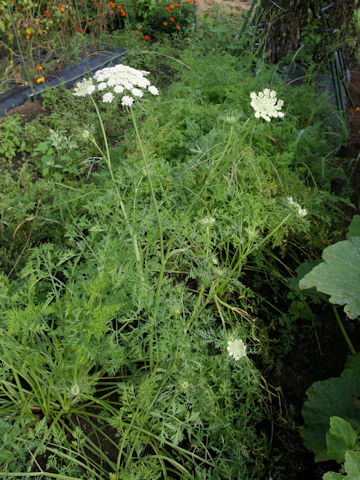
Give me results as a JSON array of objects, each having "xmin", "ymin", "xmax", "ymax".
[{"xmin": 89, "ymin": 96, "xmax": 143, "ymax": 272}]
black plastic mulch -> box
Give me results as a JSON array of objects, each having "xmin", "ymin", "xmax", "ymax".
[{"xmin": 0, "ymin": 46, "xmax": 126, "ymax": 117}]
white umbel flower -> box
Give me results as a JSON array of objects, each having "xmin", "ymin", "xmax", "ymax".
[
  {"xmin": 286, "ymin": 196, "xmax": 307, "ymax": 217},
  {"xmin": 73, "ymin": 64, "xmax": 159, "ymax": 105},
  {"xmin": 250, "ymin": 88, "xmax": 284, "ymax": 121},
  {"xmin": 227, "ymin": 339, "xmax": 247, "ymax": 360},
  {"xmin": 199, "ymin": 217, "xmax": 216, "ymax": 226}
]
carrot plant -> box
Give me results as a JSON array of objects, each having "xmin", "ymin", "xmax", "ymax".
[{"xmin": 0, "ymin": 17, "xmax": 352, "ymax": 479}]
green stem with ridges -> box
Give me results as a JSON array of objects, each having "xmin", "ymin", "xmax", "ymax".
[{"xmin": 90, "ymin": 96, "xmax": 143, "ymax": 273}]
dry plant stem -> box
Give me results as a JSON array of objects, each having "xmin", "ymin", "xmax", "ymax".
[
  {"xmin": 6, "ymin": 0, "xmax": 33, "ymax": 92},
  {"xmin": 90, "ymin": 97, "xmax": 143, "ymax": 273},
  {"xmin": 332, "ymin": 305, "xmax": 356, "ymax": 355}
]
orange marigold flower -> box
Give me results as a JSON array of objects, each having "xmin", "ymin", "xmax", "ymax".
[
  {"xmin": 163, "ymin": 21, "xmax": 167, "ymax": 26},
  {"xmin": 170, "ymin": 16, "xmax": 175, "ymax": 21},
  {"xmin": 175, "ymin": 2, "xmax": 180, "ymax": 6},
  {"xmin": 88, "ymin": 20, "xmax": 92, "ymax": 24},
  {"xmin": 108, "ymin": 1, "xmax": 115, "ymax": 7},
  {"xmin": 117, "ymin": 4, "xmax": 122, "ymax": 8},
  {"xmin": 17, "ymin": 6, "xmax": 21, "ymax": 11},
  {"xmin": 144, "ymin": 34, "xmax": 150, "ymax": 40},
  {"xmin": 120, "ymin": 9, "xmax": 125, "ymax": 15},
  {"xmin": 176, "ymin": 25, "xmax": 180, "ymax": 29},
  {"xmin": 44, "ymin": 9, "xmax": 50, "ymax": 14},
  {"xmin": 165, "ymin": 6, "xmax": 170, "ymax": 11},
  {"xmin": 169, "ymin": 4, "xmax": 174, "ymax": 8}
]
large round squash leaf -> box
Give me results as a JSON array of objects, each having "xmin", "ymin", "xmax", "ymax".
[
  {"xmin": 323, "ymin": 451, "xmax": 360, "ymax": 479},
  {"xmin": 301, "ymin": 354, "xmax": 360, "ymax": 462},
  {"xmin": 299, "ymin": 236, "xmax": 360, "ymax": 319}
]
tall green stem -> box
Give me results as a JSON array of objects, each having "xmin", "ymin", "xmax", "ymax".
[
  {"xmin": 130, "ymin": 107, "xmax": 164, "ymax": 263},
  {"xmin": 129, "ymin": 106, "xmax": 166, "ymax": 369},
  {"xmin": 129, "ymin": 106, "xmax": 164, "ymax": 309},
  {"xmin": 90, "ymin": 97, "xmax": 143, "ymax": 273},
  {"xmin": 332, "ymin": 305, "xmax": 356, "ymax": 355},
  {"xmin": 187, "ymin": 126, "xmax": 234, "ymax": 215}
]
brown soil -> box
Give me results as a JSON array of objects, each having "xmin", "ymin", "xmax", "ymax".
[
  {"xmin": 6, "ymin": 98, "xmax": 46, "ymax": 123},
  {"xmin": 197, "ymin": 0, "xmax": 251, "ymax": 15}
]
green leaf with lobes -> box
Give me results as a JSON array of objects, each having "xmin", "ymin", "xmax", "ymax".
[
  {"xmin": 326, "ymin": 416, "xmax": 358, "ymax": 463},
  {"xmin": 299, "ymin": 236, "xmax": 360, "ymax": 319}
]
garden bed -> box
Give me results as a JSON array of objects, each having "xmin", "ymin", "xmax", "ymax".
[{"xmin": 1, "ymin": 5, "xmax": 360, "ymax": 480}]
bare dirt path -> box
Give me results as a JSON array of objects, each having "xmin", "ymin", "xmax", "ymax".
[{"xmin": 197, "ymin": 0, "xmax": 251, "ymax": 15}]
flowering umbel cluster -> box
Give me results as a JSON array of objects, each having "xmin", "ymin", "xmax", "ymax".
[
  {"xmin": 286, "ymin": 196, "xmax": 308, "ymax": 218},
  {"xmin": 250, "ymin": 88, "xmax": 284, "ymax": 122},
  {"xmin": 73, "ymin": 64, "xmax": 159, "ymax": 106},
  {"xmin": 227, "ymin": 339, "xmax": 247, "ymax": 361}
]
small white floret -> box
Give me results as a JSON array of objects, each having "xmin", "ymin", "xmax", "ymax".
[
  {"xmin": 98, "ymin": 82, "xmax": 108, "ymax": 91},
  {"xmin": 121, "ymin": 95, "xmax": 134, "ymax": 107},
  {"xmin": 227, "ymin": 339, "xmax": 247, "ymax": 361},
  {"xmin": 199, "ymin": 216, "xmax": 216, "ymax": 226},
  {"xmin": 286, "ymin": 196, "xmax": 307, "ymax": 217},
  {"xmin": 114, "ymin": 85, "xmax": 124, "ymax": 94},
  {"xmin": 102, "ymin": 92, "xmax": 114, "ymax": 103},
  {"xmin": 148, "ymin": 85, "xmax": 159, "ymax": 95},
  {"xmin": 73, "ymin": 78, "xmax": 95, "ymax": 97},
  {"xmin": 131, "ymin": 88, "xmax": 144, "ymax": 98}
]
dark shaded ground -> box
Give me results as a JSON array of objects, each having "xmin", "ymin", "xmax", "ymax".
[
  {"xmin": 270, "ymin": 63, "xmax": 360, "ymax": 480},
  {"xmin": 270, "ymin": 313, "xmax": 360, "ymax": 479}
]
